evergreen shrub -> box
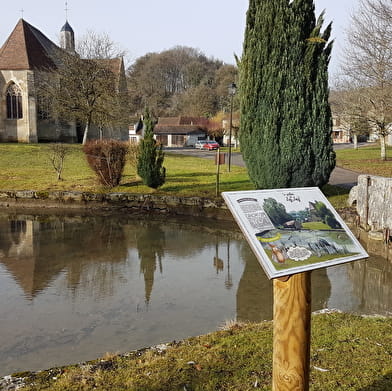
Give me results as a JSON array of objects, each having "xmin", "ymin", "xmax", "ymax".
[
  {"xmin": 240, "ymin": 0, "xmax": 336, "ymax": 189},
  {"xmin": 137, "ymin": 110, "xmax": 166, "ymax": 189}
]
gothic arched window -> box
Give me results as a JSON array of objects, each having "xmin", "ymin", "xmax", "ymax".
[{"xmin": 6, "ymin": 83, "xmax": 23, "ymax": 119}]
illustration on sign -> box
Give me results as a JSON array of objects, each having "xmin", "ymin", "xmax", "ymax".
[{"xmin": 222, "ymin": 188, "xmax": 368, "ymax": 279}]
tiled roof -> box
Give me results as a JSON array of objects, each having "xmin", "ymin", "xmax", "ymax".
[
  {"xmin": 179, "ymin": 117, "xmax": 210, "ymax": 126},
  {"xmin": 154, "ymin": 125, "xmax": 207, "ymax": 135},
  {"xmin": 157, "ymin": 117, "xmax": 181, "ymax": 126},
  {"xmin": 0, "ymin": 19, "xmax": 61, "ymax": 70},
  {"xmin": 157, "ymin": 117, "xmax": 210, "ymax": 127}
]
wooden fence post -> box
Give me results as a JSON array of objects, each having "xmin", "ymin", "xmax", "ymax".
[{"xmin": 272, "ymin": 272, "xmax": 311, "ymax": 391}]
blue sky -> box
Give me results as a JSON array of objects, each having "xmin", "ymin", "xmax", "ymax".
[{"xmin": 0, "ymin": 0, "xmax": 358, "ymax": 75}]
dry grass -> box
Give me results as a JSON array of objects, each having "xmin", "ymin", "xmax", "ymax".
[{"xmin": 15, "ymin": 313, "xmax": 392, "ymax": 391}]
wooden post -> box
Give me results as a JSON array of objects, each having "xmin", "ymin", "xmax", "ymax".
[
  {"xmin": 215, "ymin": 150, "xmax": 225, "ymax": 197},
  {"xmin": 273, "ymin": 272, "xmax": 311, "ymax": 391},
  {"xmin": 216, "ymin": 149, "xmax": 220, "ymax": 197}
]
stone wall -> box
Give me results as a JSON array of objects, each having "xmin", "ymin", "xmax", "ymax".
[
  {"xmin": 0, "ymin": 70, "xmax": 38, "ymax": 143},
  {"xmin": 0, "ymin": 190, "xmax": 231, "ymax": 220},
  {"xmin": 349, "ymin": 174, "xmax": 392, "ymax": 235}
]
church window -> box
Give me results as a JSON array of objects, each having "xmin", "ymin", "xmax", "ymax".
[
  {"xmin": 6, "ymin": 83, "xmax": 23, "ymax": 119},
  {"xmin": 37, "ymin": 96, "xmax": 50, "ymax": 120}
]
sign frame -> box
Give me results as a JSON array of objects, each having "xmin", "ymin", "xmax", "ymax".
[{"xmin": 222, "ymin": 187, "xmax": 368, "ymax": 279}]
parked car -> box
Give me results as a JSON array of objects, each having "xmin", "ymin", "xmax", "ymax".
[
  {"xmin": 202, "ymin": 141, "xmax": 220, "ymax": 150},
  {"xmin": 195, "ymin": 140, "xmax": 207, "ymax": 149}
]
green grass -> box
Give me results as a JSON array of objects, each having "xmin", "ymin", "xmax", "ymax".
[
  {"xmin": 16, "ymin": 313, "xmax": 392, "ymax": 391},
  {"xmin": 0, "ymin": 144, "xmax": 253, "ymax": 198},
  {"xmin": 335, "ymin": 144, "xmax": 392, "ymax": 177},
  {"xmin": 0, "ymin": 143, "xmax": 390, "ymax": 208}
]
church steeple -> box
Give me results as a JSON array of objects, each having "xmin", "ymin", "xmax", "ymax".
[
  {"xmin": 60, "ymin": 21, "xmax": 75, "ymax": 52},
  {"xmin": 60, "ymin": 2, "xmax": 75, "ymax": 53}
]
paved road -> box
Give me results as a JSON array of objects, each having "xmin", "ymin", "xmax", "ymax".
[{"xmin": 166, "ymin": 144, "xmax": 364, "ymax": 189}]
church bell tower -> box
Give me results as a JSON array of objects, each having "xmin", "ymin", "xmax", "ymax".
[
  {"xmin": 60, "ymin": 2, "xmax": 75, "ymax": 53},
  {"xmin": 60, "ymin": 20, "xmax": 75, "ymax": 53}
]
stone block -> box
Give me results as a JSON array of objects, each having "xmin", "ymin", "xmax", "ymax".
[
  {"xmin": 62, "ymin": 191, "xmax": 84, "ymax": 202},
  {"xmin": 15, "ymin": 190, "xmax": 35, "ymax": 199}
]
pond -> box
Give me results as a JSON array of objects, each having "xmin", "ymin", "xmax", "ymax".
[{"xmin": 0, "ymin": 213, "xmax": 390, "ymax": 376}]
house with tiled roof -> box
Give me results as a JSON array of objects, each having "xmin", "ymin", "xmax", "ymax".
[
  {"xmin": 154, "ymin": 116, "xmax": 208, "ymax": 147},
  {"xmin": 0, "ymin": 19, "xmax": 128, "ymax": 143}
]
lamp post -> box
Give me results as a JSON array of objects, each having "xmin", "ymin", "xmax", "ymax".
[{"xmin": 228, "ymin": 82, "xmax": 237, "ymax": 172}]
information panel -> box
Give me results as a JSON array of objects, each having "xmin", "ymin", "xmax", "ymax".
[{"xmin": 222, "ymin": 187, "xmax": 368, "ymax": 279}]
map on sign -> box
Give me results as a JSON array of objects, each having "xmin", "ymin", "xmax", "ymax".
[{"xmin": 222, "ymin": 187, "xmax": 368, "ymax": 279}]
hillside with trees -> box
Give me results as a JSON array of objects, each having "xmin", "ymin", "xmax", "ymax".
[{"xmin": 127, "ymin": 46, "xmax": 238, "ymax": 119}]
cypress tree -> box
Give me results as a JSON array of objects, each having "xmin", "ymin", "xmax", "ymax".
[
  {"xmin": 137, "ymin": 109, "xmax": 166, "ymax": 189},
  {"xmin": 239, "ymin": 0, "xmax": 335, "ymax": 189}
]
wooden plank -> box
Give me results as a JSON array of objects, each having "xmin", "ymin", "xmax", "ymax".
[{"xmin": 272, "ymin": 272, "xmax": 311, "ymax": 391}]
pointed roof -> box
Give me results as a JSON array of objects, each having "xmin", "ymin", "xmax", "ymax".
[
  {"xmin": 0, "ymin": 19, "xmax": 61, "ymax": 70},
  {"xmin": 61, "ymin": 20, "xmax": 74, "ymax": 33}
]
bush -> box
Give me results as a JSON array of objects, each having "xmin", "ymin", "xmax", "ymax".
[{"xmin": 83, "ymin": 139, "xmax": 129, "ymax": 188}]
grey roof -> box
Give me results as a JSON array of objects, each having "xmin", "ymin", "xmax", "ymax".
[{"xmin": 61, "ymin": 21, "xmax": 74, "ymax": 33}]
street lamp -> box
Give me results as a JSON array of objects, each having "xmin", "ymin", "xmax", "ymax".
[{"xmin": 228, "ymin": 82, "xmax": 237, "ymax": 172}]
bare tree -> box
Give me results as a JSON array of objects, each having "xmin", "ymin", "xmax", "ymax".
[
  {"xmin": 330, "ymin": 86, "xmax": 371, "ymax": 149},
  {"xmin": 77, "ymin": 30, "xmax": 126, "ymax": 60},
  {"xmin": 340, "ymin": 0, "xmax": 392, "ymax": 160},
  {"xmin": 37, "ymin": 32, "xmax": 129, "ymax": 144},
  {"xmin": 47, "ymin": 143, "xmax": 70, "ymax": 180}
]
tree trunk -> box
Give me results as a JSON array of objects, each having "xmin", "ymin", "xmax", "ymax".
[
  {"xmin": 353, "ymin": 133, "xmax": 358, "ymax": 150},
  {"xmin": 380, "ymin": 135, "xmax": 386, "ymax": 161},
  {"xmin": 82, "ymin": 119, "xmax": 90, "ymax": 145}
]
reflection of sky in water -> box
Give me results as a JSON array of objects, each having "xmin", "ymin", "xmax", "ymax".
[{"xmin": 326, "ymin": 265, "xmax": 361, "ymax": 312}]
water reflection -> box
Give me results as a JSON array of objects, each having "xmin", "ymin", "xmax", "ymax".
[
  {"xmin": 0, "ymin": 217, "xmax": 128, "ymax": 299},
  {"xmin": 136, "ymin": 222, "xmax": 165, "ymax": 304},
  {"xmin": 0, "ymin": 214, "xmax": 390, "ymax": 376}
]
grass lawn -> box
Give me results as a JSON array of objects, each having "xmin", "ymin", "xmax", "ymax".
[
  {"xmin": 0, "ymin": 143, "xmax": 254, "ymax": 198},
  {"xmin": 15, "ymin": 313, "xmax": 392, "ymax": 391},
  {"xmin": 0, "ymin": 143, "xmax": 385, "ymax": 209},
  {"xmin": 335, "ymin": 144, "xmax": 392, "ymax": 177}
]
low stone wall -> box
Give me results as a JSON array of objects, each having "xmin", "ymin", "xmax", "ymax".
[
  {"xmin": 0, "ymin": 190, "xmax": 231, "ymax": 220},
  {"xmin": 349, "ymin": 175, "xmax": 392, "ymax": 239}
]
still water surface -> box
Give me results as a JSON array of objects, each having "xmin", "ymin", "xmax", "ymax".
[{"xmin": 0, "ymin": 213, "xmax": 390, "ymax": 376}]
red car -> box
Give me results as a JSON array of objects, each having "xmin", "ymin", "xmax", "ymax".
[{"xmin": 202, "ymin": 141, "xmax": 220, "ymax": 150}]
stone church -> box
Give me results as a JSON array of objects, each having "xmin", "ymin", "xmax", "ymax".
[{"xmin": 0, "ymin": 19, "xmax": 128, "ymax": 143}]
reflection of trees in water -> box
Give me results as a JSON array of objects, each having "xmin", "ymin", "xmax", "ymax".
[
  {"xmin": 236, "ymin": 242, "xmax": 332, "ymax": 322},
  {"xmin": 213, "ymin": 238, "xmax": 234, "ymax": 290},
  {"xmin": 135, "ymin": 221, "xmax": 165, "ymax": 305},
  {"xmin": 236, "ymin": 243, "xmax": 273, "ymax": 322},
  {"xmin": 0, "ymin": 217, "xmax": 128, "ymax": 298},
  {"xmin": 311, "ymin": 268, "xmax": 331, "ymax": 310},
  {"xmin": 347, "ymin": 256, "xmax": 392, "ymax": 315},
  {"xmin": 0, "ymin": 220, "xmax": 27, "ymax": 257}
]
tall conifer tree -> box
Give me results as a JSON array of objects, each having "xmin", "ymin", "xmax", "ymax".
[
  {"xmin": 137, "ymin": 109, "xmax": 166, "ymax": 189},
  {"xmin": 239, "ymin": 0, "xmax": 335, "ymax": 189}
]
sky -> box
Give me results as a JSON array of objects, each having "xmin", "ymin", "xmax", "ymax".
[{"xmin": 0, "ymin": 0, "xmax": 358, "ymax": 75}]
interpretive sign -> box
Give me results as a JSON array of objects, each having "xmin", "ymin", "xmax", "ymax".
[{"xmin": 222, "ymin": 187, "xmax": 368, "ymax": 279}]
